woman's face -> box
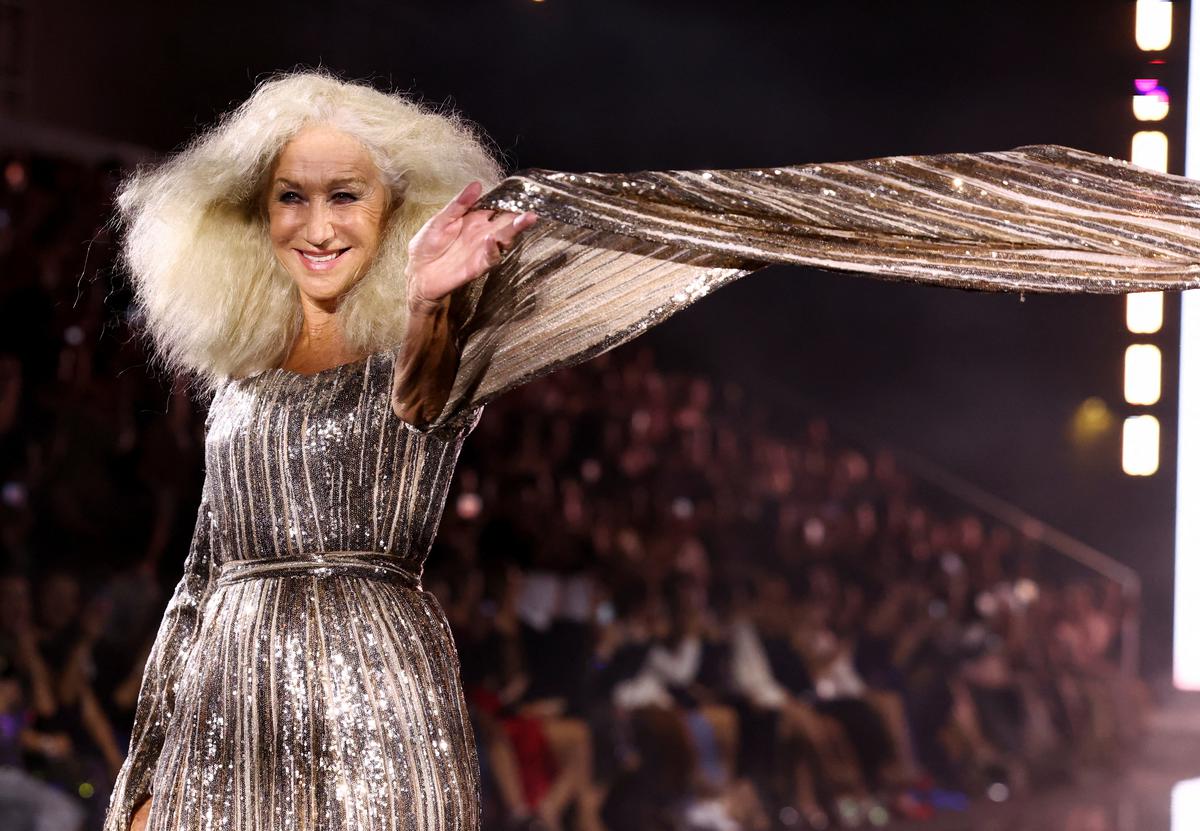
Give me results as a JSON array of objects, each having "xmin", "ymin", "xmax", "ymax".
[{"xmin": 266, "ymin": 123, "xmax": 391, "ymax": 310}]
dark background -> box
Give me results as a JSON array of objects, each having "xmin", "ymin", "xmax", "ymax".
[{"xmin": 10, "ymin": 0, "xmax": 1187, "ymax": 674}]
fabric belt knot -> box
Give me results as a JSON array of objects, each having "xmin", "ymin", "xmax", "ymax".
[{"xmin": 216, "ymin": 551, "xmax": 422, "ymax": 590}]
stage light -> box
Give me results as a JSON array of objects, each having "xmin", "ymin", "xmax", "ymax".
[
  {"xmin": 1136, "ymin": 0, "xmax": 1173, "ymax": 51},
  {"xmin": 1134, "ymin": 80, "xmax": 1170, "ymax": 121},
  {"xmin": 1122, "ymin": 415, "xmax": 1160, "ymax": 476},
  {"xmin": 1177, "ymin": 269, "xmax": 1200, "ymax": 687},
  {"xmin": 1134, "ymin": 95, "xmax": 1171, "ymax": 120},
  {"xmin": 1174, "ymin": 778, "xmax": 1200, "ymax": 829},
  {"xmin": 1178, "ymin": 0, "xmax": 1200, "ymax": 691},
  {"xmin": 1126, "ymin": 291, "xmax": 1164, "ymax": 333},
  {"xmin": 1132, "ymin": 130, "xmax": 1170, "ymax": 172},
  {"xmin": 1125, "ymin": 345, "xmax": 1163, "ymax": 405},
  {"xmin": 1134, "ymin": 93, "xmax": 1171, "ymax": 121}
]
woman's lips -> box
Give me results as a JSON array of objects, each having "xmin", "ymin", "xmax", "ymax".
[{"xmin": 296, "ymin": 248, "xmax": 349, "ymax": 272}]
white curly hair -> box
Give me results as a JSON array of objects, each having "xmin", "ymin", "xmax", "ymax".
[{"xmin": 115, "ymin": 67, "xmax": 504, "ymax": 393}]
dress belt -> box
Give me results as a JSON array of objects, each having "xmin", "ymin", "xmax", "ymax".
[{"xmin": 216, "ymin": 551, "xmax": 423, "ymax": 590}]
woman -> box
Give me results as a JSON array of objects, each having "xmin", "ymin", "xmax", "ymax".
[
  {"xmin": 107, "ymin": 68, "xmax": 1200, "ymax": 831},
  {"xmin": 107, "ymin": 72, "xmax": 533, "ymax": 831}
]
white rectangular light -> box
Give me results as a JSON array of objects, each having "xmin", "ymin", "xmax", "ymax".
[
  {"xmin": 1123, "ymin": 415, "xmax": 1160, "ymax": 476},
  {"xmin": 1132, "ymin": 130, "xmax": 1170, "ymax": 172},
  {"xmin": 1127, "ymin": 291, "xmax": 1164, "ymax": 333},
  {"xmin": 1178, "ymin": 290, "xmax": 1200, "ymax": 687},
  {"xmin": 1134, "ymin": 93, "xmax": 1171, "ymax": 121},
  {"xmin": 1177, "ymin": 0, "xmax": 1200, "ymax": 691},
  {"xmin": 1125, "ymin": 344, "xmax": 1163, "ymax": 405},
  {"xmin": 1174, "ymin": 777, "xmax": 1200, "ymax": 830},
  {"xmin": 1136, "ymin": 0, "xmax": 1173, "ymax": 51}
]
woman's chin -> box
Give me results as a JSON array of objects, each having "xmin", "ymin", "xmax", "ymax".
[{"xmin": 292, "ymin": 278, "xmax": 355, "ymax": 307}]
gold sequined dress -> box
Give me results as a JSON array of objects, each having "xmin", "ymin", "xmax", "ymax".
[{"xmin": 106, "ymin": 145, "xmax": 1200, "ymax": 831}]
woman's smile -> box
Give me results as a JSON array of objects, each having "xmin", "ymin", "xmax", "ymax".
[{"xmin": 296, "ymin": 247, "xmax": 351, "ymax": 271}]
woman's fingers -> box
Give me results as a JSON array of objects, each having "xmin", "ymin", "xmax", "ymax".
[
  {"xmin": 477, "ymin": 233, "xmax": 503, "ymax": 272},
  {"xmin": 416, "ymin": 199, "xmax": 538, "ymax": 284},
  {"xmin": 487, "ymin": 209, "xmax": 538, "ymax": 229},
  {"xmin": 485, "ymin": 210, "xmax": 539, "ymax": 246},
  {"xmin": 435, "ymin": 183, "xmax": 537, "ymax": 242},
  {"xmin": 455, "ymin": 180, "xmax": 484, "ymax": 207},
  {"xmin": 473, "ymin": 212, "xmax": 538, "ymax": 276},
  {"xmin": 431, "ymin": 181, "xmax": 484, "ymax": 229},
  {"xmin": 492, "ymin": 212, "xmax": 538, "ymax": 248}
]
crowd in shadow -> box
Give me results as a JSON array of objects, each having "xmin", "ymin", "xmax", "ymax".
[{"xmin": 0, "ymin": 154, "xmax": 1144, "ymax": 830}]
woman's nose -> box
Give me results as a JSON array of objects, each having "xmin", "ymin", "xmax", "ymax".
[{"xmin": 304, "ymin": 201, "xmax": 335, "ymax": 246}]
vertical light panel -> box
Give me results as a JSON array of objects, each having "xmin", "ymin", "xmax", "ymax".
[
  {"xmin": 1123, "ymin": 415, "xmax": 1161, "ymax": 475},
  {"xmin": 1135, "ymin": 78, "xmax": 1172, "ymax": 121},
  {"xmin": 1179, "ymin": 290, "xmax": 1200, "ymax": 687},
  {"xmin": 1125, "ymin": 344, "xmax": 1163, "ymax": 405},
  {"xmin": 1134, "ymin": 93, "xmax": 1171, "ymax": 121},
  {"xmin": 1132, "ymin": 130, "xmax": 1170, "ymax": 171},
  {"xmin": 1137, "ymin": 0, "xmax": 1173, "ymax": 51},
  {"xmin": 1174, "ymin": 778, "xmax": 1200, "ymax": 830},
  {"xmin": 1177, "ymin": 0, "xmax": 1199, "ymax": 689},
  {"xmin": 1127, "ymin": 291, "xmax": 1164, "ymax": 332}
]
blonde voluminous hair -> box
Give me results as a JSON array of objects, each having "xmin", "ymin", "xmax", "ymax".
[{"xmin": 116, "ymin": 68, "xmax": 504, "ymax": 393}]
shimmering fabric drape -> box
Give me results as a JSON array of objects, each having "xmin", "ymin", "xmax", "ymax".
[
  {"xmin": 107, "ymin": 144, "xmax": 1200, "ymax": 831},
  {"xmin": 448, "ymin": 144, "xmax": 1200, "ymax": 420}
]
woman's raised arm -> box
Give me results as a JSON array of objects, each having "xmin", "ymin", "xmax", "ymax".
[{"xmin": 391, "ymin": 181, "xmax": 537, "ymax": 429}]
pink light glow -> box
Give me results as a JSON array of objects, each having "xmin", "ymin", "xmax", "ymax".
[{"xmin": 1135, "ymin": 79, "xmax": 1171, "ymax": 102}]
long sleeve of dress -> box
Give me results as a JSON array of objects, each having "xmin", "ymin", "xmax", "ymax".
[
  {"xmin": 104, "ymin": 478, "xmax": 217, "ymax": 831},
  {"xmin": 422, "ymin": 144, "xmax": 1200, "ymax": 427}
]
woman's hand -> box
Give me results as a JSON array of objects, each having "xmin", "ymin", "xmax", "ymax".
[
  {"xmin": 131, "ymin": 797, "xmax": 152, "ymax": 831},
  {"xmin": 392, "ymin": 181, "xmax": 535, "ymax": 424},
  {"xmin": 405, "ymin": 180, "xmax": 538, "ymax": 314}
]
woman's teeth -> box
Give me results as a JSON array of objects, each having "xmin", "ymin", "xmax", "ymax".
[{"xmin": 301, "ymin": 249, "xmax": 345, "ymax": 263}]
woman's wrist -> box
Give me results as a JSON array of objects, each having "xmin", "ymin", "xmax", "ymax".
[
  {"xmin": 405, "ymin": 269, "xmax": 449, "ymax": 318},
  {"xmin": 407, "ymin": 292, "xmax": 447, "ymax": 317}
]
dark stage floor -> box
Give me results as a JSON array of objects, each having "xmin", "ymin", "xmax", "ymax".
[{"xmin": 891, "ymin": 693, "xmax": 1200, "ymax": 831}]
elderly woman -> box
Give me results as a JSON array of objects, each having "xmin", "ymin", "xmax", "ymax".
[{"xmin": 106, "ymin": 69, "xmax": 1200, "ymax": 831}]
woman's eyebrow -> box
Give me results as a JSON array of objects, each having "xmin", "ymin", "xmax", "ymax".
[{"xmin": 273, "ymin": 176, "xmax": 368, "ymax": 189}]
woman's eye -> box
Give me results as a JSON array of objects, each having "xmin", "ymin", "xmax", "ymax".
[
  {"xmin": 278, "ymin": 191, "xmax": 301, "ymax": 204},
  {"xmin": 332, "ymin": 192, "xmax": 357, "ymax": 203}
]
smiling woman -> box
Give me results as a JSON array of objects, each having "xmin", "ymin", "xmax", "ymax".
[{"xmin": 104, "ymin": 69, "xmax": 546, "ymax": 831}]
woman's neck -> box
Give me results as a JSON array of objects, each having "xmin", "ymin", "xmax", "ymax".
[{"xmin": 279, "ymin": 305, "xmax": 360, "ymax": 374}]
